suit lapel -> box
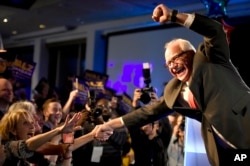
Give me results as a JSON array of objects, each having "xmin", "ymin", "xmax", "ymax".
[{"xmin": 164, "ymin": 79, "xmax": 184, "ymax": 108}]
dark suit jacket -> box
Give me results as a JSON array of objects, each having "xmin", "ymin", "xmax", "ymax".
[{"xmin": 122, "ymin": 14, "xmax": 250, "ymax": 166}]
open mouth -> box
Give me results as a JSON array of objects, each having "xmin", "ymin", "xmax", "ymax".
[{"xmin": 175, "ymin": 66, "xmax": 185, "ymax": 74}]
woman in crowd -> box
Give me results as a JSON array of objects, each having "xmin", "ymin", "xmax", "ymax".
[
  {"xmin": 0, "ymin": 100, "xmax": 110, "ymax": 166},
  {"xmin": 0, "ymin": 104, "xmax": 81, "ymax": 166},
  {"xmin": 8, "ymin": 100, "xmax": 43, "ymax": 134}
]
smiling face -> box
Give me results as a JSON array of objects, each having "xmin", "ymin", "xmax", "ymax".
[
  {"xmin": 43, "ymin": 101, "xmax": 62, "ymax": 127},
  {"xmin": 164, "ymin": 39, "xmax": 196, "ymax": 82}
]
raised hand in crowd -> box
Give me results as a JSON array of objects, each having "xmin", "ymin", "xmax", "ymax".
[
  {"xmin": 132, "ymin": 88, "xmax": 141, "ymax": 108},
  {"xmin": 62, "ymin": 89, "xmax": 79, "ymax": 119},
  {"xmin": 59, "ymin": 112, "xmax": 82, "ymax": 133}
]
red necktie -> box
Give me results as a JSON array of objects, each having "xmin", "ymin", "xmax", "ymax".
[{"xmin": 187, "ymin": 89, "xmax": 198, "ymax": 109}]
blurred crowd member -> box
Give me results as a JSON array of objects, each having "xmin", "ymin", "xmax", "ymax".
[
  {"xmin": 8, "ymin": 100, "xmax": 60, "ymax": 164},
  {"xmin": 32, "ymin": 77, "xmax": 50, "ymax": 112},
  {"xmin": 128, "ymin": 88, "xmax": 172, "ymax": 166},
  {"xmin": 167, "ymin": 112, "xmax": 181, "ymax": 129},
  {"xmin": 73, "ymin": 97, "xmax": 128, "ymax": 166},
  {"xmin": 32, "ymin": 77, "xmax": 60, "ymax": 111},
  {"xmin": 42, "ymin": 98, "xmax": 63, "ymax": 133},
  {"xmin": 167, "ymin": 116, "xmax": 185, "ymax": 166},
  {"xmin": 0, "ymin": 105, "xmax": 81, "ymax": 166},
  {"xmin": 41, "ymin": 98, "xmax": 65, "ymax": 164},
  {"xmin": 0, "ymin": 78, "xmax": 14, "ymax": 120},
  {"xmin": 37, "ymin": 89, "xmax": 78, "ymax": 135},
  {"xmin": 59, "ymin": 73, "xmax": 75, "ymax": 106},
  {"xmin": 8, "ymin": 100, "xmax": 43, "ymax": 135},
  {"xmin": 2, "ymin": 100, "xmax": 109, "ymax": 166}
]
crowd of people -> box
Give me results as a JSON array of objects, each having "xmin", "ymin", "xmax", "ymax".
[
  {"xmin": 0, "ymin": 75, "xmax": 122, "ymax": 166},
  {"xmin": 0, "ymin": 66, "xmax": 184, "ymax": 166},
  {"xmin": 1, "ymin": 2, "xmax": 250, "ymax": 166}
]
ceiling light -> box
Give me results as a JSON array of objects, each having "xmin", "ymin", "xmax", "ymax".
[{"xmin": 3, "ymin": 18, "xmax": 8, "ymax": 23}]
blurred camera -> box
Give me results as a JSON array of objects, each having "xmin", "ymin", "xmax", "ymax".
[
  {"xmin": 88, "ymin": 90, "xmax": 103, "ymax": 118},
  {"xmin": 140, "ymin": 86, "xmax": 154, "ymax": 104},
  {"xmin": 140, "ymin": 62, "xmax": 155, "ymax": 104}
]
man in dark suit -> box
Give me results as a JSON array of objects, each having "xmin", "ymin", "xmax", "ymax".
[{"xmin": 95, "ymin": 3, "xmax": 250, "ymax": 166}]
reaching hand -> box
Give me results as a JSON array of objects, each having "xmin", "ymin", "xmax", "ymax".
[
  {"xmin": 94, "ymin": 124, "xmax": 114, "ymax": 141},
  {"xmin": 69, "ymin": 89, "xmax": 79, "ymax": 100},
  {"xmin": 60, "ymin": 112, "xmax": 82, "ymax": 133},
  {"xmin": 152, "ymin": 4, "xmax": 171, "ymax": 23}
]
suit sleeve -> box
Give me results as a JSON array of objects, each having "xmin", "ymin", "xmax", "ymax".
[
  {"xmin": 190, "ymin": 14, "xmax": 230, "ymax": 64},
  {"xmin": 122, "ymin": 97, "xmax": 173, "ymax": 129}
]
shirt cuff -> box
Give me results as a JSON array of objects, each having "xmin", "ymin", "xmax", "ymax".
[
  {"xmin": 183, "ymin": 14, "xmax": 195, "ymax": 28},
  {"xmin": 119, "ymin": 117, "xmax": 124, "ymax": 126}
]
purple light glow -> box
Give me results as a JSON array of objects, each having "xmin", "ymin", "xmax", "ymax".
[{"xmin": 107, "ymin": 62, "xmax": 147, "ymax": 96}]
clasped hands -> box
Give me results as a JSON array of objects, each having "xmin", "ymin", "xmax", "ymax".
[
  {"xmin": 93, "ymin": 123, "xmax": 114, "ymax": 141},
  {"xmin": 62, "ymin": 112, "xmax": 113, "ymax": 141}
]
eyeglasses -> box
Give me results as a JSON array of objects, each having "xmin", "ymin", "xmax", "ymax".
[{"xmin": 165, "ymin": 50, "xmax": 192, "ymax": 68}]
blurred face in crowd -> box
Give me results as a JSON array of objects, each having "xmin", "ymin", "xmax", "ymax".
[
  {"xmin": 176, "ymin": 115, "xmax": 184, "ymax": 126},
  {"xmin": 141, "ymin": 122, "xmax": 159, "ymax": 140},
  {"xmin": 177, "ymin": 123, "xmax": 185, "ymax": 144},
  {"xmin": 43, "ymin": 101, "xmax": 62, "ymax": 126},
  {"xmin": 141, "ymin": 123, "xmax": 154, "ymax": 135},
  {"xmin": 96, "ymin": 98, "xmax": 112, "ymax": 122},
  {"xmin": 0, "ymin": 78, "xmax": 14, "ymax": 104},
  {"xmin": 178, "ymin": 127, "xmax": 185, "ymax": 139},
  {"xmin": 168, "ymin": 114, "xmax": 176, "ymax": 127}
]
